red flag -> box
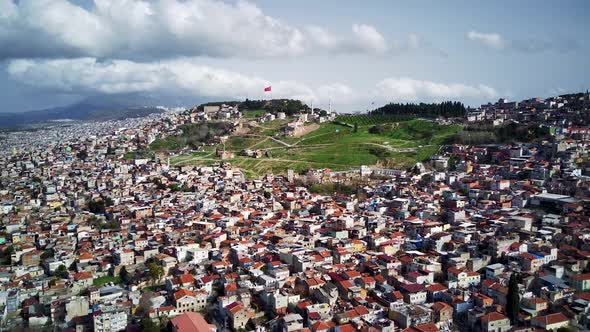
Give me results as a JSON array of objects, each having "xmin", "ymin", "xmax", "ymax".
[{"xmin": 264, "ymin": 86, "xmax": 272, "ymax": 92}]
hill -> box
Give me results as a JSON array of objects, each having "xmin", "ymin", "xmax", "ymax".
[
  {"xmin": 198, "ymin": 99, "xmax": 309, "ymax": 116},
  {"xmin": 170, "ymin": 117, "xmax": 461, "ymax": 178},
  {"xmin": 0, "ymin": 93, "xmax": 167, "ymax": 128}
]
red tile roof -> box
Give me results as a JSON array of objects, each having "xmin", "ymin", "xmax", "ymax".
[
  {"xmin": 170, "ymin": 312, "xmax": 215, "ymax": 332},
  {"xmin": 481, "ymin": 312, "xmax": 508, "ymax": 323},
  {"xmin": 531, "ymin": 312, "xmax": 569, "ymax": 326}
]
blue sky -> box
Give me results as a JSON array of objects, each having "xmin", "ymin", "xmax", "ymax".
[{"xmin": 0, "ymin": 0, "xmax": 588, "ymax": 113}]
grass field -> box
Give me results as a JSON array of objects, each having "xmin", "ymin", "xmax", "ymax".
[
  {"xmin": 170, "ymin": 118, "xmax": 461, "ymax": 178},
  {"xmin": 335, "ymin": 114, "xmax": 414, "ymax": 126},
  {"xmin": 242, "ymin": 109, "xmax": 266, "ymax": 119},
  {"xmin": 93, "ymin": 275, "xmax": 121, "ymax": 287}
]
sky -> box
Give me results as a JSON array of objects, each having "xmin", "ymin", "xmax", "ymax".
[{"xmin": 0, "ymin": 0, "xmax": 588, "ymax": 113}]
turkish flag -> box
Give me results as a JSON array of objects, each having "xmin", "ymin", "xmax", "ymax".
[{"xmin": 264, "ymin": 86, "xmax": 272, "ymax": 92}]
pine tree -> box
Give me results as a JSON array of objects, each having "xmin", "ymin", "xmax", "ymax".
[
  {"xmin": 506, "ymin": 273, "xmax": 520, "ymax": 324},
  {"xmin": 120, "ymin": 266, "xmax": 130, "ymax": 284}
]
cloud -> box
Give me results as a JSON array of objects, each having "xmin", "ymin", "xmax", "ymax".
[
  {"xmin": 7, "ymin": 57, "xmax": 499, "ymax": 108},
  {"xmin": 467, "ymin": 31, "xmax": 506, "ymax": 49},
  {"xmin": 306, "ymin": 24, "xmax": 389, "ymax": 55},
  {"xmin": 304, "ymin": 24, "xmax": 432, "ymax": 56},
  {"xmin": 466, "ymin": 30, "xmax": 578, "ymax": 53},
  {"xmin": 376, "ymin": 77, "xmax": 498, "ymax": 101},
  {"xmin": 6, "ymin": 57, "xmax": 353, "ymax": 104},
  {"xmin": 0, "ymin": 0, "xmax": 305, "ymax": 59},
  {"xmin": 351, "ymin": 24, "xmax": 388, "ymax": 54},
  {"xmin": 0, "ymin": 0, "xmax": 406, "ymax": 60}
]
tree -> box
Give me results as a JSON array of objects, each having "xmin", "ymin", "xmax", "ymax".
[
  {"xmin": 120, "ymin": 266, "xmax": 130, "ymax": 284},
  {"xmin": 0, "ymin": 245, "xmax": 14, "ymax": 265},
  {"xmin": 140, "ymin": 317, "xmax": 161, "ymax": 332},
  {"xmin": 353, "ymin": 123, "xmax": 358, "ymax": 133},
  {"xmin": 556, "ymin": 328, "xmax": 576, "ymax": 332},
  {"xmin": 76, "ymin": 150, "xmax": 88, "ymax": 161},
  {"xmin": 147, "ymin": 262, "xmax": 164, "ymax": 285},
  {"xmin": 55, "ymin": 264, "xmax": 69, "ymax": 279},
  {"xmin": 370, "ymin": 101, "xmax": 466, "ymax": 118},
  {"xmin": 506, "ymin": 273, "xmax": 520, "ymax": 324},
  {"xmin": 368, "ymin": 124, "xmax": 385, "ymax": 135},
  {"xmin": 136, "ymin": 291, "xmax": 158, "ymax": 316},
  {"xmin": 103, "ymin": 196, "xmax": 114, "ymax": 207},
  {"xmin": 87, "ymin": 199, "xmax": 106, "ymax": 214}
]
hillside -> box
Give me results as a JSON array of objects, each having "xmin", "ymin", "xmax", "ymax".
[{"xmin": 170, "ymin": 116, "xmax": 461, "ymax": 178}]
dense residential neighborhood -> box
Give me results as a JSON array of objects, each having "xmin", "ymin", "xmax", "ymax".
[{"xmin": 0, "ymin": 92, "xmax": 589, "ymax": 332}]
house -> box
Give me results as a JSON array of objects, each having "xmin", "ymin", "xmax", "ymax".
[
  {"xmin": 447, "ymin": 268, "xmax": 480, "ymax": 288},
  {"xmin": 174, "ymin": 289, "xmax": 203, "ymax": 314},
  {"xmin": 389, "ymin": 304, "xmax": 432, "ymax": 328},
  {"xmin": 571, "ymin": 273, "xmax": 590, "ymax": 292},
  {"xmin": 432, "ymin": 301, "xmax": 453, "ymax": 323},
  {"xmin": 426, "ymin": 283, "xmax": 448, "ymax": 302},
  {"xmin": 21, "ymin": 250, "xmax": 40, "ymax": 267},
  {"xmin": 170, "ymin": 312, "xmax": 216, "ymax": 332},
  {"xmin": 480, "ymin": 312, "xmax": 510, "ymax": 332},
  {"xmin": 226, "ymin": 301, "xmax": 251, "ymax": 330},
  {"xmin": 403, "ymin": 323, "xmax": 439, "ymax": 332},
  {"xmin": 73, "ymin": 272, "xmax": 94, "ymax": 288},
  {"xmin": 522, "ymin": 297, "xmax": 548, "ymax": 314},
  {"xmin": 519, "ymin": 253, "xmax": 544, "ymax": 272},
  {"xmin": 399, "ymin": 283, "xmax": 427, "ymax": 304},
  {"xmin": 197, "ymin": 276, "xmax": 214, "ymax": 294},
  {"xmin": 93, "ymin": 310, "xmax": 128, "ymax": 332},
  {"xmin": 282, "ymin": 313, "xmax": 304, "ymax": 332},
  {"xmin": 114, "ymin": 249, "xmax": 134, "ymax": 266},
  {"xmin": 485, "ymin": 263, "xmax": 504, "ymax": 280},
  {"xmin": 313, "ymin": 283, "xmax": 339, "ymax": 306},
  {"xmin": 531, "ymin": 313, "xmax": 570, "ymax": 331}
]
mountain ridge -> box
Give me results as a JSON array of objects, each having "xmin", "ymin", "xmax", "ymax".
[{"xmin": 0, "ymin": 93, "xmax": 181, "ymax": 128}]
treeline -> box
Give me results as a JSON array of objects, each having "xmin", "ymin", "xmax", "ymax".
[
  {"xmin": 370, "ymin": 101, "xmax": 466, "ymax": 118},
  {"xmin": 181, "ymin": 122, "xmax": 233, "ymax": 149},
  {"xmin": 197, "ymin": 99, "xmax": 308, "ymax": 116},
  {"xmin": 197, "ymin": 101, "xmax": 240, "ymax": 110},
  {"xmin": 241, "ymin": 99, "xmax": 307, "ymax": 116},
  {"xmin": 448, "ymin": 122, "xmax": 551, "ymax": 145}
]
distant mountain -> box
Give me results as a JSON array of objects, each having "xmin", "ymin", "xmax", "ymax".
[{"xmin": 0, "ymin": 93, "xmax": 177, "ymax": 128}]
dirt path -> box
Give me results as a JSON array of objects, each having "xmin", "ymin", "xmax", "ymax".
[
  {"xmin": 293, "ymin": 123, "xmax": 320, "ymax": 138},
  {"xmin": 247, "ymin": 137, "xmax": 269, "ymax": 149},
  {"xmin": 361, "ymin": 142, "xmax": 425, "ymax": 153}
]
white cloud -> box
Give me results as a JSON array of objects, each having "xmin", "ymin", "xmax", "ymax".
[
  {"xmin": 466, "ymin": 30, "xmax": 576, "ymax": 53},
  {"xmin": 351, "ymin": 24, "xmax": 388, "ymax": 54},
  {"xmin": 466, "ymin": 31, "xmax": 506, "ymax": 49},
  {"xmin": 6, "ymin": 57, "xmax": 356, "ymax": 104},
  {"xmin": 7, "ymin": 58, "xmax": 499, "ymax": 109},
  {"xmin": 304, "ymin": 24, "xmax": 430, "ymax": 56},
  {"xmin": 0, "ymin": 0, "xmax": 402, "ymax": 60},
  {"xmin": 306, "ymin": 26, "xmax": 341, "ymax": 50},
  {"xmin": 376, "ymin": 77, "xmax": 498, "ymax": 101},
  {"xmin": 0, "ymin": 0, "xmax": 305, "ymax": 59},
  {"xmin": 407, "ymin": 33, "xmax": 420, "ymax": 50}
]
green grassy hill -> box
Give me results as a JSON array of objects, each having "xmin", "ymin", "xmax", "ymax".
[{"xmin": 170, "ymin": 118, "xmax": 461, "ymax": 178}]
